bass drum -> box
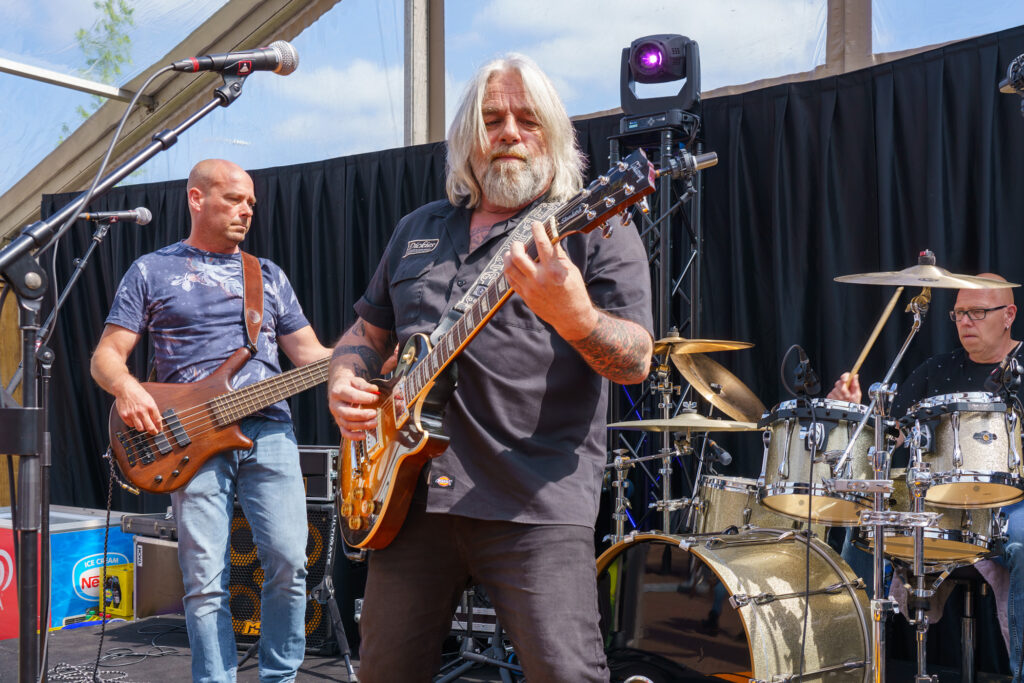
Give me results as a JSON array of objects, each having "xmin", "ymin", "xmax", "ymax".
[{"xmin": 597, "ymin": 530, "xmax": 870, "ymax": 683}]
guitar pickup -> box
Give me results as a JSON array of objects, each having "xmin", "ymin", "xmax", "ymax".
[
  {"xmin": 153, "ymin": 427, "xmax": 173, "ymax": 456},
  {"xmin": 163, "ymin": 409, "xmax": 191, "ymax": 447},
  {"xmin": 116, "ymin": 431, "xmax": 138, "ymax": 467}
]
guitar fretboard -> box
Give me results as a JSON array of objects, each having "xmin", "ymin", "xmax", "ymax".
[{"xmin": 211, "ymin": 357, "xmax": 330, "ymax": 425}]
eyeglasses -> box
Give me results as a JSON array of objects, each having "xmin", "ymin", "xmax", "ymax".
[{"xmin": 949, "ymin": 305, "xmax": 1008, "ymax": 322}]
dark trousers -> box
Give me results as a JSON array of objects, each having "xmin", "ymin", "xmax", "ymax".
[{"xmin": 357, "ymin": 501, "xmax": 609, "ymax": 683}]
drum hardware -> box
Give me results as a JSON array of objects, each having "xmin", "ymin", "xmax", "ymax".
[
  {"xmin": 729, "ymin": 577, "xmax": 866, "ymax": 608},
  {"xmin": 829, "ymin": 262, "xmax": 934, "ymax": 683},
  {"xmin": 607, "ymin": 414, "xmax": 760, "ymax": 432},
  {"xmin": 825, "ymin": 478, "xmax": 893, "ymax": 494}
]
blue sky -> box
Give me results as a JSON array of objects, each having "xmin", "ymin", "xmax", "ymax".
[{"xmin": 1, "ymin": 0, "xmax": 1023, "ymax": 196}]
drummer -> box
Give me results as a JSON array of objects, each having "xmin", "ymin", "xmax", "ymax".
[{"xmin": 829, "ymin": 273, "xmax": 1023, "ymax": 681}]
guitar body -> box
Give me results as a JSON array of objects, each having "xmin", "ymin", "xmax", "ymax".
[
  {"xmin": 108, "ymin": 348, "xmax": 253, "ymax": 494},
  {"xmin": 107, "ymin": 348, "xmax": 331, "ymax": 494},
  {"xmin": 338, "ymin": 333, "xmax": 455, "ymax": 549}
]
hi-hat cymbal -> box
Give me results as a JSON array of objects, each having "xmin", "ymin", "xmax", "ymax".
[
  {"xmin": 835, "ymin": 265, "xmax": 1019, "ymax": 289},
  {"xmin": 671, "ymin": 352, "xmax": 766, "ymax": 423},
  {"xmin": 653, "ymin": 337, "xmax": 754, "ymax": 356},
  {"xmin": 608, "ymin": 414, "xmax": 760, "ymax": 433}
]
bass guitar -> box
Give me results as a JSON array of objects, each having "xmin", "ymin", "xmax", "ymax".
[
  {"xmin": 339, "ymin": 148, "xmax": 660, "ymax": 549},
  {"xmin": 108, "ymin": 348, "xmax": 329, "ymax": 493}
]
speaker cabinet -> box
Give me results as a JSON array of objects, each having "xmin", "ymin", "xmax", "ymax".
[{"xmin": 229, "ymin": 502, "xmax": 339, "ymax": 653}]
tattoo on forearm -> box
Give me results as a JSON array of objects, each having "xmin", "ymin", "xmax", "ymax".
[
  {"xmin": 569, "ymin": 313, "xmax": 651, "ymax": 384},
  {"xmin": 330, "ymin": 319, "xmax": 398, "ymax": 380}
]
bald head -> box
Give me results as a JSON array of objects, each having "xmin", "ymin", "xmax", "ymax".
[
  {"xmin": 971, "ymin": 273, "xmax": 1016, "ymax": 306},
  {"xmin": 184, "ymin": 159, "xmax": 256, "ymax": 254}
]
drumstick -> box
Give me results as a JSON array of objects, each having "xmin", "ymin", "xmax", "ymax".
[{"xmin": 844, "ymin": 286, "xmax": 904, "ymax": 390}]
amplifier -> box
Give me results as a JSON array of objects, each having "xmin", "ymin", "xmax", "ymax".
[
  {"xmin": 133, "ymin": 536, "xmax": 185, "ymax": 619},
  {"xmin": 300, "ymin": 445, "xmax": 338, "ymax": 501}
]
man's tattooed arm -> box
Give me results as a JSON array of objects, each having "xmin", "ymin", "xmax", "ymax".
[
  {"xmin": 330, "ymin": 319, "xmax": 398, "ymax": 379},
  {"xmin": 567, "ymin": 311, "xmax": 653, "ymax": 385}
]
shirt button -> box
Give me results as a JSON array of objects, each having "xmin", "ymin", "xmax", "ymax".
[{"xmin": 457, "ymin": 279, "xmax": 466, "ymax": 287}]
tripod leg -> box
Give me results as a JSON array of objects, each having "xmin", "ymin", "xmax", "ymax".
[
  {"xmin": 238, "ymin": 639, "xmax": 258, "ymax": 667},
  {"xmin": 326, "ymin": 592, "xmax": 359, "ymax": 681}
]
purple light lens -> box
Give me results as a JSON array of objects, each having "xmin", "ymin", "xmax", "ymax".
[{"xmin": 639, "ymin": 46, "xmax": 663, "ymax": 70}]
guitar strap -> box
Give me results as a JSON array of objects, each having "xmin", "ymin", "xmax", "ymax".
[
  {"xmin": 429, "ymin": 201, "xmax": 560, "ymax": 345},
  {"xmin": 240, "ymin": 250, "xmax": 264, "ymax": 355}
]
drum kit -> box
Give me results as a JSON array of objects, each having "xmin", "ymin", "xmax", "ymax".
[{"xmin": 600, "ymin": 250, "xmax": 1022, "ymax": 683}]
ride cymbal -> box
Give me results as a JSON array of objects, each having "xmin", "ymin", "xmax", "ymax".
[
  {"xmin": 608, "ymin": 414, "xmax": 761, "ymax": 433},
  {"xmin": 653, "ymin": 337, "xmax": 754, "ymax": 356},
  {"xmin": 671, "ymin": 352, "xmax": 766, "ymax": 423},
  {"xmin": 835, "ymin": 251, "xmax": 1019, "ymax": 289}
]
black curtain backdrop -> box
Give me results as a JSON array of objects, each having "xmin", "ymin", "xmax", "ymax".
[{"xmin": 35, "ymin": 23, "xmax": 1024, "ymax": 671}]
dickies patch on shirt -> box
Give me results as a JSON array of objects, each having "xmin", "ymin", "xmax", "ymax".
[
  {"xmin": 404, "ymin": 239, "xmax": 439, "ymax": 256},
  {"xmin": 431, "ymin": 474, "xmax": 456, "ymax": 489}
]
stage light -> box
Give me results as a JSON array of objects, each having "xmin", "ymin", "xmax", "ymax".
[
  {"xmin": 620, "ymin": 34, "xmax": 700, "ymax": 120},
  {"xmin": 628, "ymin": 35, "xmax": 688, "ymax": 84}
]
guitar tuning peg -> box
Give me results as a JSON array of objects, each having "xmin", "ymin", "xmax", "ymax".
[
  {"xmin": 600, "ymin": 223, "xmax": 614, "ymax": 239},
  {"xmin": 618, "ymin": 209, "xmax": 633, "ymax": 227},
  {"xmin": 638, "ymin": 198, "xmax": 651, "ymax": 214}
]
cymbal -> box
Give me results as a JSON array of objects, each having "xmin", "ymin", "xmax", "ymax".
[
  {"xmin": 608, "ymin": 414, "xmax": 760, "ymax": 433},
  {"xmin": 835, "ymin": 265, "xmax": 1019, "ymax": 289},
  {"xmin": 671, "ymin": 352, "xmax": 767, "ymax": 423},
  {"xmin": 653, "ymin": 337, "xmax": 754, "ymax": 356}
]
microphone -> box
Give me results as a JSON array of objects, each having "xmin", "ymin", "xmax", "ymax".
[
  {"xmin": 79, "ymin": 207, "xmax": 153, "ymax": 225},
  {"xmin": 985, "ymin": 345, "xmax": 1022, "ymax": 395},
  {"xmin": 793, "ymin": 346, "xmax": 821, "ymax": 397},
  {"xmin": 706, "ymin": 439, "xmax": 732, "ymax": 467},
  {"xmin": 658, "ymin": 149, "xmax": 719, "ymax": 179},
  {"xmin": 171, "ymin": 40, "xmax": 299, "ymax": 76}
]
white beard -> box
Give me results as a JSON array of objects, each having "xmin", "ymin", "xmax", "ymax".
[{"xmin": 478, "ymin": 151, "xmax": 552, "ymax": 209}]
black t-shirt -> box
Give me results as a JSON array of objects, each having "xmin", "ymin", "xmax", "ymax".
[{"xmin": 892, "ymin": 347, "xmax": 1020, "ymax": 419}]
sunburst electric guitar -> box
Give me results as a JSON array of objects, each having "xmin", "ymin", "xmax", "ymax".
[
  {"xmin": 339, "ymin": 148, "xmax": 658, "ymax": 549},
  {"xmin": 108, "ymin": 348, "xmax": 330, "ymax": 493}
]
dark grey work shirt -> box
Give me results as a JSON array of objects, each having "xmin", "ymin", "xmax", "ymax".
[{"xmin": 355, "ymin": 198, "xmax": 654, "ymax": 527}]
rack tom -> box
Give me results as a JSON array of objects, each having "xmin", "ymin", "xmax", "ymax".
[
  {"xmin": 903, "ymin": 392, "xmax": 1024, "ymax": 508},
  {"xmin": 697, "ymin": 475, "xmax": 826, "ymax": 538},
  {"xmin": 759, "ymin": 399, "xmax": 876, "ymax": 526}
]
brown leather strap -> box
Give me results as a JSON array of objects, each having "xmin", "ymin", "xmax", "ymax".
[{"xmin": 240, "ymin": 251, "xmax": 263, "ymax": 355}]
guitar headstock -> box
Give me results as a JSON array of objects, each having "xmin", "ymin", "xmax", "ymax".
[{"xmin": 552, "ymin": 148, "xmax": 657, "ymax": 239}]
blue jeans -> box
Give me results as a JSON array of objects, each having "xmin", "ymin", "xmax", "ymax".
[
  {"xmin": 171, "ymin": 418, "xmax": 308, "ymax": 683},
  {"xmin": 1005, "ymin": 500, "xmax": 1024, "ymax": 682}
]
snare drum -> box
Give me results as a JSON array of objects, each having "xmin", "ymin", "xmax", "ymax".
[
  {"xmin": 697, "ymin": 475, "xmax": 826, "ymax": 538},
  {"xmin": 853, "ymin": 468, "xmax": 1005, "ymax": 564},
  {"xmin": 759, "ymin": 399, "xmax": 876, "ymax": 526},
  {"xmin": 597, "ymin": 529, "xmax": 871, "ymax": 682},
  {"xmin": 904, "ymin": 392, "xmax": 1024, "ymax": 508}
]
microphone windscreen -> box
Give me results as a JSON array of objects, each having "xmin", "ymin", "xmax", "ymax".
[
  {"xmin": 270, "ymin": 40, "xmax": 299, "ymax": 75},
  {"xmin": 136, "ymin": 207, "xmax": 153, "ymax": 225}
]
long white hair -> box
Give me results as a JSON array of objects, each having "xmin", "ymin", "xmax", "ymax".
[{"xmin": 445, "ymin": 53, "xmax": 585, "ymax": 208}]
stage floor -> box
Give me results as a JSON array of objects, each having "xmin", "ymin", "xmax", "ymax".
[{"xmin": 0, "ymin": 616, "xmax": 1012, "ymax": 682}]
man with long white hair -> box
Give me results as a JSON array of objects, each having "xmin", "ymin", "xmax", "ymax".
[{"xmin": 328, "ymin": 54, "xmax": 653, "ymax": 681}]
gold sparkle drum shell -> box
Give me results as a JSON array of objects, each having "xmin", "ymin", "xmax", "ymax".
[
  {"xmin": 697, "ymin": 475, "xmax": 827, "ymax": 539},
  {"xmin": 904, "ymin": 392, "xmax": 1024, "ymax": 508},
  {"xmin": 597, "ymin": 530, "xmax": 871, "ymax": 683},
  {"xmin": 853, "ymin": 468, "xmax": 1004, "ymax": 564},
  {"xmin": 759, "ymin": 399, "xmax": 876, "ymax": 526}
]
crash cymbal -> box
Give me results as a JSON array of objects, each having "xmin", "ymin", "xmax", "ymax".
[
  {"xmin": 608, "ymin": 414, "xmax": 760, "ymax": 433},
  {"xmin": 653, "ymin": 337, "xmax": 754, "ymax": 356},
  {"xmin": 835, "ymin": 251, "xmax": 1019, "ymax": 289},
  {"xmin": 671, "ymin": 353, "xmax": 766, "ymax": 423}
]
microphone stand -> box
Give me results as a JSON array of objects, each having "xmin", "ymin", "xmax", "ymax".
[{"xmin": 0, "ymin": 72, "xmax": 250, "ymax": 683}]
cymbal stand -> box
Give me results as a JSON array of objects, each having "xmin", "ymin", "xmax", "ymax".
[
  {"xmin": 609, "ymin": 452, "xmax": 633, "ymax": 544},
  {"xmin": 906, "ymin": 422, "xmax": 939, "ymax": 683},
  {"xmin": 654, "ymin": 362, "xmax": 680, "ymax": 532},
  {"xmin": 829, "ymin": 288, "xmax": 940, "ymax": 683}
]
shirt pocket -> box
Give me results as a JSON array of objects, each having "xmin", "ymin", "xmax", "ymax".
[{"xmin": 390, "ymin": 252, "xmax": 437, "ymax": 331}]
